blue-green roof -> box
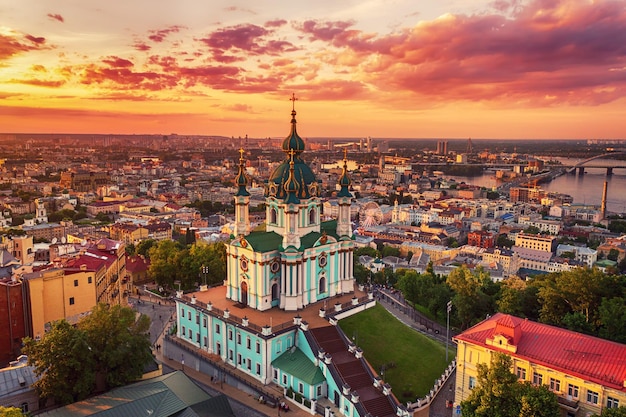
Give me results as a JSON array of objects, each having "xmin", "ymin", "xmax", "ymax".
[
  {"xmin": 272, "ymin": 347, "xmax": 325, "ymax": 385},
  {"xmin": 244, "ymin": 231, "xmax": 282, "ymax": 252}
]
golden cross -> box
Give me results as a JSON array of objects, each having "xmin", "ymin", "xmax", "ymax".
[{"xmin": 290, "ymin": 93, "xmax": 298, "ymax": 111}]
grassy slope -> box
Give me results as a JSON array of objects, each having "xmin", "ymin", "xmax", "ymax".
[{"xmin": 338, "ymin": 303, "xmax": 455, "ymax": 403}]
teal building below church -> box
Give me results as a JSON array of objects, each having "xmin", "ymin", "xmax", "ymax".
[{"xmin": 174, "ymin": 106, "xmax": 407, "ymax": 417}]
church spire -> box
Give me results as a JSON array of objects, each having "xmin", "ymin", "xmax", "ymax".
[
  {"xmin": 283, "ymin": 149, "xmax": 300, "ymax": 205},
  {"xmin": 337, "ymin": 148, "xmax": 352, "ymax": 198},
  {"xmin": 233, "ymin": 148, "xmax": 251, "ymax": 236},
  {"xmin": 282, "ymin": 93, "xmax": 305, "ymax": 155},
  {"xmin": 234, "ymin": 148, "xmax": 250, "ymax": 197}
]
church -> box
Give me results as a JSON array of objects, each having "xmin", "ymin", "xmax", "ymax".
[
  {"xmin": 225, "ymin": 101, "xmax": 355, "ymax": 311},
  {"xmin": 174, "ymin": 103, "xmax": 404, "ymax": 417}
]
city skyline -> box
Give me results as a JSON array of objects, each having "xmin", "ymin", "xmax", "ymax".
[{"xmin": 1, "ymin": 0, "xmax": 626, "ymax": 139}]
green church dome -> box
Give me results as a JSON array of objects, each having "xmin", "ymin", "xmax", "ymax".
[{"xmin": 266, "ymin": 104, "xmax": 319, "ymax": 201}]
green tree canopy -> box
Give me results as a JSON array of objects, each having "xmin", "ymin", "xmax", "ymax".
[
  {"xmin": 595, "ymin": 407, "xmax": 626, "ymax": 417},
  {"xmin": 23, "ymin": 304, "xmax": 152, "ymax": 405},
  {"xmin": 461, "ymin": 353, "xmax": 559, "ymax": 417}
]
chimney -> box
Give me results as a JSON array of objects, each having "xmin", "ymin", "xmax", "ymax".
[{"xmin": 601, "ymin": 181, "xmax": 608, "ymax": 219}]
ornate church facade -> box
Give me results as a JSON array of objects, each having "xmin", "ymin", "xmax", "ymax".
[{"xmin": 225, "ymin": 104, "xmax": 354, "ymax": 311}]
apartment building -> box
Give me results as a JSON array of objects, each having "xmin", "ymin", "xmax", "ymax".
[
  {"xmin": 454, "ymin": 313, "xmax": 626, "ymax": 417},
  {"xmin": 514, "ymin": 233, "xmax": 557, "ymax": 253}
]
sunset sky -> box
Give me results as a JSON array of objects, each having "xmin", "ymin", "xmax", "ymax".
[{"xmin": 1, "ymin": 0, "xmax": 625, "ymax": 139}]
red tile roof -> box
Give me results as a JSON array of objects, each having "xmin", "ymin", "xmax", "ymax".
[{"xmin": 454, "ymin": 313, "xmax": 626, "ymax": 391}]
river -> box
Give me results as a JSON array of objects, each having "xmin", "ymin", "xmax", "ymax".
[{"xmin": 451, "ymin": 157, "xmax": 626, "ymax": 215}]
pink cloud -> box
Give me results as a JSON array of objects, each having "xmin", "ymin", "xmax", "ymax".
[
  {"xmin": 9, "ymin": 78, "xmax": 65, "ymax": 88},
  {"xmin": 148, "ymin": 25, "xmax": 185, "ymax": 43},
  {"xmin": 198, "ymin": 23, "xmax": 297, "ymax": 61},
  {"xmin": 0, "ymin": 32, "xmax": 48, "ymax": 60},
  {"xmin": 47, "ymin": 13, "xmax": 64, "ymax": 23},
  {"xmin": 102, "ymin": 56, "xmax": 134, "ymax": 68}
]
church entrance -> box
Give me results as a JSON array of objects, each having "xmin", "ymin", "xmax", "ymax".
[{"xmin": 240, "ymin": 281, "xmax": 248, "ymax": 306}]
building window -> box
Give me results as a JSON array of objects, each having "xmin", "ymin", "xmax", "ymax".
[
  {"xmin": 469, "ymin": 376, "xmax": 476, "ymax": 389},
  {"xmin": 181, "ymin": 307, "xmax": 185, "ymax": 316},
  {"xmin": 532, "ymin": 372, "xmax": 543, "ymax": 385},
  {"xmin": 309, "ymin": 208, "xmax": 316, "ymax": 225},
  {"xmin": 256, "ymin": 341, "xmax": 261, "ymax": 354},
  {"xmin": 237, "ymin": 354, "xmax": 242, "ymax": 365},
  {"xmin": 229, "ymin": 349, "xmax": 233, "ymax": 361},
  {"xmin": 317, "ymin": 385, "xmax": 322, "ymax": 396},
  {"xmin": 237, "ymin": 333, "xmax": 241, "ymax": 344},
  {"xmin": 283, "ymin": 374, "xmax": 287, "ymax": 385},
  {"xmin": 516, "ymin": 367, "xmax": 526, "ymax": 380},
  {"xmin": 203, "ymin": 317, "xmax": 207, "ymax": 328},
  {"xmin": 215, "ymin": 324, "xmax": 221, "ymax": 334},
  {"xmin": 607, "ymin": 397, "xmax": 619, "ymax": 409},
  {"xmin": 74, "ymin": 279, "xmax": 78, "ymax": 287},
  {"xmin": 203, "ymin": 337, "xmax": 207, "ymax": 347},
  {"xmin": 247, "ymin": 358, "xmax": 251, "ymax": 370},
  {"xmin": 549, "ymin": 378, "xmax": 560, "ymax": 392},
  {"xmin": 298, "ymin": 382, "xmax": 304, "ymax": 394},
  {"xmin": 20, "ymin": 403, "xmax": 28, "ymax": 413},
  {"xmin": 188, "ymin": 329, "xmax": 192, "ymax": 339},
  {"xmin": 196, "ymin": 314, "xmax": 200, "ymax": 324},
  {"xmin": 228, "ymin": 329, "xmax": 233, "ymax": 341},
  {"xmin": 587, "ymin": 390, "xmax": 599, "ymax": 405},
  {"xmin": 216, "ymin": 342, "xmax": 221, "ymax": 356},
  {"xmin": 568, "ymin": 384, "xmax": 579, "ymax": 399},
  {"xmin": 273, "ymin": 369, "xmax": 278, "ymax": 381},
  {"xmin": 88, "ymin": 276, "xmax": 92, "ymax": 284},
  {"xmin": 187, "ymin": 311, "xmax": 191, "ymax": 320},
  {"xmin": 256, "ymin": 363, "xmax": 261, "ymax": 375},
  {"xmin": 319, "ymin": 276, "xmax": 326, "ymax": 294},
  {"xmin": 182, "ymin": 326, "xmax": 186, "ymax": 335},
  {"xmin": 69, "ymin": 297, "xmax": 75, "ymax": 305},
  {"xmin": 247, "ymin": 337, "xmax": 251, "ymax": 350},
  {"xmin": 270, "ymin": 207, "xmax": 277, "ymax": 224},
  {"xmin": 196, "ymin": 333, "xmax": 200, "ymax": 343}
]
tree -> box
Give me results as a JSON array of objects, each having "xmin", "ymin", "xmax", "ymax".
[
  {"xmin": 23, "ymin": 304, "xmax": 152, "ymax": 405},
  {"xmin": 595, "ymin": 407, "xmax": 626, "ymax": 417},
  {"xmin": 78, "ymin": 303, "xmax": 152, "ymax": 390},
  {"xmin": 0, "ymin": 406, "xmax": 27, "ymax": 416},
  {"xmin": 446, "ymin": 266, "xmax": 495, "ymax": 329},
  {"xmin": 598, "ymin": 297, "xmax": 626, "ymax": 343},
  {"xmin": 607, "ymin": 248, "xmax": 620, "ymax": 262},
  {"xmin": 148, "ymin": 240, "xmax": 184, "ymax": 289},
  {"xmin": 461, "ymin": 353, "xmax": 559, "ymax": 417},
  {"xmin": 136, "ymin": 238, "xmax": 157, "ymax": 258},
  {"xmin": 23, "ymin": 320, "xmax": 96, "ymax": 404}
]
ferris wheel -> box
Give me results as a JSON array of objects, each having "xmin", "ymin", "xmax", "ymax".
[{"xmin": 359, "ymin": 201, "xmax": 383, "ymax": 227}]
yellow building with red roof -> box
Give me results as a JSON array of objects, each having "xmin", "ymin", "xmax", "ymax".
[{"xmin": 454, "ymin": 313, "xmax": 626, "ymax": 417}]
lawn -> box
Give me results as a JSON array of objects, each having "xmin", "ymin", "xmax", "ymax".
[{"xmin": 338, "ymin": 304, "xmax": 455, "ymax": 403}]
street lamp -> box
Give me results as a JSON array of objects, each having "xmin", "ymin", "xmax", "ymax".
[{"xmin": 446, "ymin": 300, "xmax": 452, "ymax": 362}]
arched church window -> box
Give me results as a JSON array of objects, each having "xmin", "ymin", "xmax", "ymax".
[
  {"xmin": 318, "ymin": 276, "xmax": 326, "ymax": 294},
  {"xmin": 272, "ymin": 283, "xmax": 279, "ymax": 300},
  {"xmin": 270, "ymin": 207, "xmax": 277, "ymax": 224},
  {"xmin": 309, "ymin": 208, "xmax": 316, "ymax": 225}
]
